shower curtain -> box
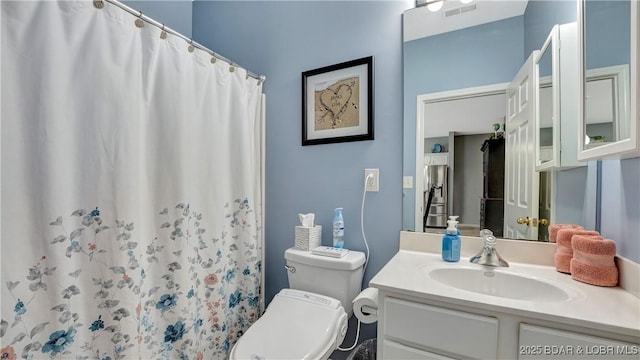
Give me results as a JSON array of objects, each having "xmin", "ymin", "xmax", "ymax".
[{"xmin": 1, "ymin": 1, "xmax": 264, "ymax": 359}]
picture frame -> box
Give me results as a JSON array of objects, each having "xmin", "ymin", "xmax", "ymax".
[{"xmin": 302, "ymin": 56, "xmax": 374, "ymax": 146}]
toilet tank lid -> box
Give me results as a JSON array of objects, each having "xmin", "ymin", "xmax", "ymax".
[{"xmin": 285, "ymin": 247, "xmax": 365, "ymax": 270}]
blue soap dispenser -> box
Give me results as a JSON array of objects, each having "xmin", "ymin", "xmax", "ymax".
[{"xmin": 442, "ymin": 215, "xmax": 461, "ymax": 262}]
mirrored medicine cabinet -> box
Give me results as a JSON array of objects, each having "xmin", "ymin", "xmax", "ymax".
[
  {"xmin": 535, "ymin": 22, "xmax": 583, "ymax": 171},
  {"xmin": 578, "ymin": 0, "xmax": 640, "ymax": 160}
]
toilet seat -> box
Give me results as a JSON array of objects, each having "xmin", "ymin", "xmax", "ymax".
[{"xmin": 229, "ymin": 289, "xmax": 348, "ymax": 360}]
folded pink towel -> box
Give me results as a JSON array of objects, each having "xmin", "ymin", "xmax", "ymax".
[
  {"xmin": 548, "ymin": 224, "xmax": 583, "ymax": 243},
  {"xmin": 570, "ymin": 235, "xmax": 618, "ymax": 287},
  {"xmin": 554, "ymin": 229, "xmax": 601, "ymax": 274}
]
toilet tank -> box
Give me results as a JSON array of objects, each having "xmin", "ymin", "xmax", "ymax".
[{"xmin": 284, "ymin": 247, "xmax": 366, "ymax": 316}]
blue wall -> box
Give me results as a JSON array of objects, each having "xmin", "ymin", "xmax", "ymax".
[
  {"xmin": 601, "ymin": 158, "xmax": 640, "ymax": 262},
  {"xmin": 123, "ymin": 0, "xmax": 192, "ymax": 37},
  {"xmin": 523, "ymin": 0, "xmax": 577, "ymax": 55},
  {"xmin": 192, "ymin": 0, "xmax": 414, "ymax": 348}
]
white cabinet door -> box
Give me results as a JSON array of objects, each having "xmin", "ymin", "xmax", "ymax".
[
  {"xmin": 383, "ymin": 297, "xmax": 499, "ymax": 359},
  {"xmin": 577, "ymin": 0, "xmax": 640, "ymax": 160},
  {"xmin": 519, "ymin": 323, "xmax": 640, "ymax": 360},
  {"xmin": 536, "ymin": 22, "xmax": 583, "ymax": 170}
]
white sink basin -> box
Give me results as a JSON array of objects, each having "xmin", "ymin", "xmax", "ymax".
[{"xmin": 425, "ymin": 265, "xmax": 579, "ymax": 302}]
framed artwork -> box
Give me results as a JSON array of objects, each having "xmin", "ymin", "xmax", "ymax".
[{"xmin": 301, "ymin": 56, "xmax": 374, "ymax": 146}]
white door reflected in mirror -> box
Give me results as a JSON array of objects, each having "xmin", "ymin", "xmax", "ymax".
[
  {"xmin": 504, "ymin": 52, "xmax": 540, "ymax": 241},
  {"xmin": 414, "ymin": 81, "xmax": 553, "ymax": 241}
]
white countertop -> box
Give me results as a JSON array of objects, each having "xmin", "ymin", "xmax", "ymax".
[{"xmin": 370, "ymin": 235, "xmax": 640, "ymax": 339}]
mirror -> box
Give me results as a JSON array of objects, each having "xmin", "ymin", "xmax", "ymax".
[
  {"xmin": 403, "ymin": 0, "xmax": 598, "ymax": 240},
  {"xmin": 579, "ymin": 0, "xmax": 639, "ymax": 159},
  {"xmin": 418, "ymin": 88, "xmax": 512, "ymax": 238},
  {"xmin": 417, "ymin": 86, "xmax": 507, "ymax": 236}
]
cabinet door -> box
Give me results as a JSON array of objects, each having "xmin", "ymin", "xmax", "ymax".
[
  {"xmin": 383, "ymin": 340, "xmax": 456, "ymax": 360},
  {"xmin": 578, "ymin": 0, "xmax": 640, "ymax": 160},
  {"xmin": 519, "ymin": 323, "xmax": 640, "ymax": 360},
  {"xmin": 384, "ymin": 297, "xmax": 499, "ymax": 359}
]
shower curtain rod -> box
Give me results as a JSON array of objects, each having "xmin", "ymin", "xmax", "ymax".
[{"xmin": 100, "ymin": 0, "xmax": 266, "ymax": 84}]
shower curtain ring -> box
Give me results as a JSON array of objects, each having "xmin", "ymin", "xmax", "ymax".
[
  {"xmin": 135, "ymin": 11, "xmax": 144, "ymax": 28},
  {"xmin": 160, "ymin": 24, "xmax": 168, "ymax": 39},
  {"xmin": 188, "ymin": 39, "xmax": 195, "ymax": 53}
]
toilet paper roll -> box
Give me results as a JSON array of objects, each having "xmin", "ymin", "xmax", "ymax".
[{"xmin": 353, "ymin": 287, "xmax": 379, "ymax": 324}]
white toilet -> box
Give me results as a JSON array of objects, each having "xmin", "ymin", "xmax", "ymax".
[{"xmin": 229, "ymin": 247, "xmax": 366, "ymax": 360}]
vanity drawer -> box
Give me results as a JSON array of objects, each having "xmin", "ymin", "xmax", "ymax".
[
  {"xmin": 519, "ymin": 323, "xmax": 640, "ymax": 360},
  {"xmin": 383, "ymin": 339, "xmax": 455, "ymax": 359},
  {"xmin": 383, "ymin": 297, "xmax": 499, "ymax": 359}
]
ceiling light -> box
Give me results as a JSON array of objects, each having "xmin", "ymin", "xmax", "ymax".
[{"xmin": 427, "ymin": 0, "xmax": 444, "ymax": 12}]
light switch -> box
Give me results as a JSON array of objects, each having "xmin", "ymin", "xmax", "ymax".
[{"xmin": 403, "ymin": 176, "xmax": 413, "ymax": 189}]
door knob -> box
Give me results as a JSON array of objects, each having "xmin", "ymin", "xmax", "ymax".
[
  {"xmin": 516, "ymin": 217, "xmax": 531, "ymax": 225},
  {"xmin": 539, "ymin": 218, "xmax": 549, "ymax": 226}
]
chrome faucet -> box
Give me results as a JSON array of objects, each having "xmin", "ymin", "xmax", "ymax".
[{"xmin": 470, "ymin": 229, "xmax": 509, "ymax": 267}]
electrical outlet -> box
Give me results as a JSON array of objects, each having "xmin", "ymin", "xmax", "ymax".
[{"xmin": 365, "ymin": 169, "xmax": 379, "ymax": 192}]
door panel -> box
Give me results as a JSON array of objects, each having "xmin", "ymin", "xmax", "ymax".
[{"xmin": 504, "ymin": 51, "xmax": 540, "ymax": 240}]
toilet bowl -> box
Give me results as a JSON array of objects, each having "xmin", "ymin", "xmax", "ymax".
[
  {"xmin": 230, "ymin": 248, "xmax": 365, "ymax": 359},
  {"xmin": 229, "ymin": 288, "xmax": 348, "ymax": 360}
]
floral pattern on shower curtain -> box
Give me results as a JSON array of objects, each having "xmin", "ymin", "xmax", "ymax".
[{"xmin": 1, "ymin": 1, "xmax": 263, "ymax": 359}]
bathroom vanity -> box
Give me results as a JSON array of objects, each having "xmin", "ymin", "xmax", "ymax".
[{"xmin": 370, "ymin": 232, "xmax": 640, "ymax": 359}]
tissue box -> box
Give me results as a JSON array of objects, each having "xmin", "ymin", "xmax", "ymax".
[{"xmin": 295, "ymin": 225, "xmax": 322, "ymax": 251}]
